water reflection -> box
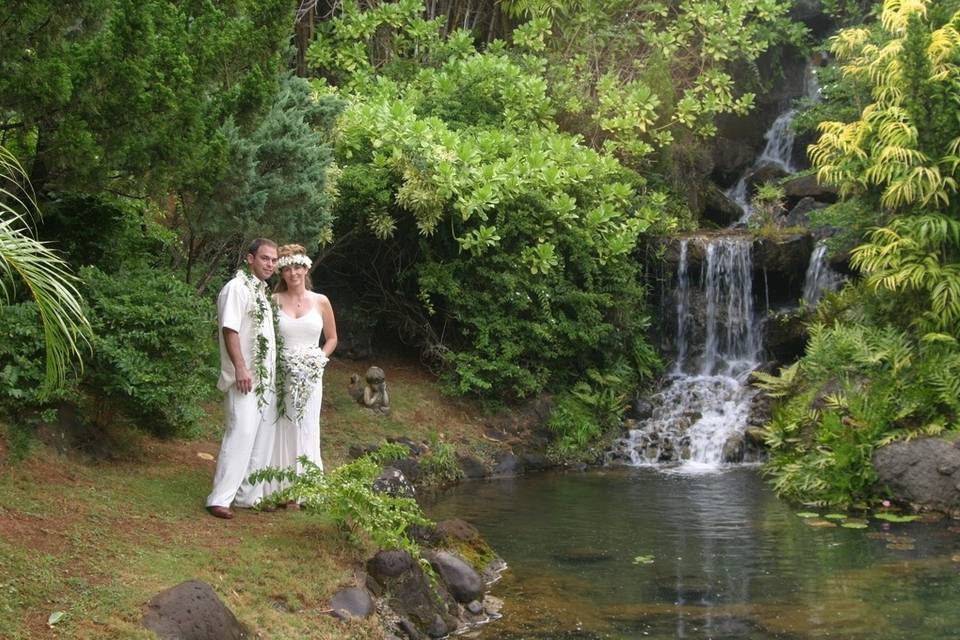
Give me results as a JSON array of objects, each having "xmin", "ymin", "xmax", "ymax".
[{"xmin": 427, "ymin": 469, "xmax": 960, "ymax": 639}]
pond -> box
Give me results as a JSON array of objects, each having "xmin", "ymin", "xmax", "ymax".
[{"xmin": 427, "ymin": 468, "xmax": 960, "ymax": 639}]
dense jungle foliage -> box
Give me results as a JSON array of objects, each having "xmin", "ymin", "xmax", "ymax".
[
  {"xmin": 0, "ymin": 0, "xmax": 802, "ymax": 452},
  {"xmin": 760, "ymin": 0, "xmax": 960, "ymax": 506},
  {"xmin": 3, "ymin": 0, "xmax": 956, "ymax": 506}
]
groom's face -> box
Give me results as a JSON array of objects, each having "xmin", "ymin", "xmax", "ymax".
[{"xmin": 247, "ymin": 245, "xmax": 278, "ymax": 281}]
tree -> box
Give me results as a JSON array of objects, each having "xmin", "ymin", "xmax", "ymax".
[
  {"xmin": 809, "ymin": 0, "xmax": 960, "ymax": 333},
  {"xmin": 0, "ymin": 146, "xmax": 89, "ymax": 389},
  {"xmin": 169, "ymin": 76, "xmax": 344, "ymax": 290},
  {"xmin": 0, "ymin": 0, "xmax": 292, "ymax": 196}
]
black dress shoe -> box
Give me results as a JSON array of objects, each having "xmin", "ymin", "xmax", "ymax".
[{"xmin": 206, "ymin": 505, "xmax": 235, "ymax": 519}]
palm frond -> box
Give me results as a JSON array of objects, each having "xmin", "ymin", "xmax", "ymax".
[{"xmin": 0, "ymin": 146, "xmax": 90, "ymax": 389}]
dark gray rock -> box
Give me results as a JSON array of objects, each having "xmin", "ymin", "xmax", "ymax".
[
  {"xmin": 398, "ymin": 618, "xmax": 426, "ymax": 640},
  {"xmin": 348, "ymin": 443, "xmax": 379, "ymax": 460},
  {"xmin": 744, "ymin": 427, "xmax": 767, "ymax": 447},
  {"xmin": 142, "ymin": 580, "xmax": 247, "ymax": 640},
  {"xmin": 367, "ymin": 551, "xmax": 458, "ymax": 639},
  {"xmin": 436, "ymin": 518, "xmax": 481, "ymax": 543},
  {"xmin": 745, "ymin": 162, "xmax": 790, "ymax": 196},
  {"xmin": 783, "ymin": 196, "xmax": 828, "ymax": 228},
  {"xmin": 873, "ymin": 438, "xmax": 960, "ymax": 514},
  {"xmin": 782, "ymin": 174, "xmax": 838, "ymax": 207},
  {"xmin": 368, "ymin": 550, "xmax": 416, "ymax": 580},
  {"xmin": 426, "ymin": 551, "xmax": 484, "ymax": 604},
  {"xmin": 373, "ymin": 467, "xmax": 416, "ymax": 499},
  {"xmin": 628, "ymin": 397, "xmax": 654, "ymax": 421},
  {"xmin": 702, "ymin": 182, "xmax": 743, "ymax": 227},
  {"xmin": 391, "ymin": 458, "xmax": 422, "ymax": 485},
  {"xmin": 752, "ymin": 234, "xmax": 815, "ymax": 301},
  {"xmin": 329, "ymin": 587, "xmax": 375, "ymax": 620},
  {"xmin": 721, "ymin": 434, "xmax": 745, "ymax": 463},
  {"xmin": 387, "ymin": 436, "xmax": 427, "ymax": 456},
  {"xmin": 457, "ymin": 454, "xmax": 489, "ymax": 479},
  {"xmin": 764, "ymin": 310, "xmax": 809, "ymax": 364},
  {"xmin": 518, "ymin": 451, "xmax": 550, "ymax": 471},
  {"xmin": 789, "ymin": 0, "xmax": 834, "ymax": 36},
  {"xmin": 710, "ymin": 135, "xmax": 757, "ymax": 187},
  {"xmin": 493, "ymin": 452, "xmax": 520, "ymax": 476},
  {"xmin": 466, "ymin": 600, "xmax": 484, "ymax": 615}
]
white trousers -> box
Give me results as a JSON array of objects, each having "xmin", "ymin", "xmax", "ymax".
[{"xmin": 206, "ymin": 387, "xmax": 277, "ymax": 508}]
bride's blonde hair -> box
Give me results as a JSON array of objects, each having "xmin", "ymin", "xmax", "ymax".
[{"xmin": 275, "ymin": 244, "xmax": 312, "ymax": 293}]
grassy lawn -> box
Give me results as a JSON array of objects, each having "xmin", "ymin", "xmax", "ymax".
[{"xmin": 0, "ymin": 356, "xmax": 508, "ymax": 639}]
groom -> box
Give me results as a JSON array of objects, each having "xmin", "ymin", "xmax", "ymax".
[{"xmin": 206, "ymin": 238, "xmax": 279, "ymax": 519}]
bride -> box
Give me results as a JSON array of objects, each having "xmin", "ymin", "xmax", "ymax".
[{"xmin": 271, "ymin": 243, "xmax": 337, "ymax": 507}]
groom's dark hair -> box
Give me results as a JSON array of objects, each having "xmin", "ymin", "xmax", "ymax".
[{"xmin": 247, "ymin": 238, "xmax": 277, "ymax": 256}]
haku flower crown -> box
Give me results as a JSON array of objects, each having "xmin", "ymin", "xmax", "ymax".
[{"xmin": 277, "ymin": 254, "xmax": 312, "ymax": 270}]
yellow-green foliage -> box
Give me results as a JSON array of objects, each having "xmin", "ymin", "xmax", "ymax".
[
  {"xmin": 765, "ymin": 1, "xmax": 960, "ymax": 505},
  {"xmin": 809, "ymin": 0, "xmax": 960, "ymax": 209}
]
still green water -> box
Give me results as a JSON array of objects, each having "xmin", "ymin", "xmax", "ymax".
[{"xmin": 427, "ymin": 468, "xmax": 960, "ymax": 639}]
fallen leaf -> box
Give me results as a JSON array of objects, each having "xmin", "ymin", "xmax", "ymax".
[
  {"xmin": 197, "ymin": 452, "xmax": 215, "ymax": 461},
  {"xmin": 48, "ymin": 611, "xmax": 66, "ymax": 626}
]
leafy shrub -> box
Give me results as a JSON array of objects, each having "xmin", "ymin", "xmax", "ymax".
[
  {"xmin": 547, "ymin": 368, "xmax": 633, "ymax": 460},
  {"xmin": 251, "ymin": 452, "xmax": 432, "ymax": 557},
  {"xmin": 0, "ymin": 303, "xmax": 55, "ymax": 410},
  {"xmin": 331, "ymin": 88, "xmax": 663, "ymax": 399},
  {"xmin": 761, "ymin": 319, "xmax": 960, "ymax": 506},
  {"xmin": 419, "ymin": 432, "xmax": 464, "ymax": 488},
  {"xmin": 79, "ymin": 265, "xmax": 218, "ymax": 437}
]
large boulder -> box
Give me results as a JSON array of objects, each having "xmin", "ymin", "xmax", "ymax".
[
  {"xmin": 745, "ymin": 162, "xmax": 790, "ymax": 197},
  {"xmin": 763, "ymin": 310, "xmax": 809, "ymax": 365},
  {"xmin": 710, "ymin": 135, "xmax": 757, "ymax": 188},
  {"xmin": 782, "ymin": 174, "xmax": 838, "ymax": 208},
  {"xmin": 426, "ymin": 551, "xmax": 484, "ymax": 604},
  {"xmin": 873, "ymin": 438, "xmax": 960, "ymax": 515},
  {"xmin": 374, "ymin": 466, "xmax": 416, "ymax": 499},
  {"xmin": 142, "ymin": 580, "xmax": 247, "ymax": 640},
  {"xmin": 329, "ymin": 587, "xmax": 375, "ymax": 620},
  {"xmin": 783, "ymin": 196, "xmax": 828, "ymax": 228},
  {"xmin": 367, "ymin": 550, "xmax": 459, "ymax": 638},
  {"xmin": 701, "ymin": 182, "xmax": 743, "ymax": 227}
]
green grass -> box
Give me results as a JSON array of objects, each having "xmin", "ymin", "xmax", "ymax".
[{"xmin": 0, "ymin": 356, "xmax": 510, "ymax": 638}]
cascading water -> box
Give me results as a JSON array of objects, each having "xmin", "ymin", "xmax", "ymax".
[
  {"xmin": 608, "ymin": 236, "xmax": 762, "ymax": 471},
  {"xmin": 802, "ymin": 240, "xmax": 843, "ymax": 305},
  {"xmin": 727, "ymin": 64, "xmax": 821, "ymax": 223}
]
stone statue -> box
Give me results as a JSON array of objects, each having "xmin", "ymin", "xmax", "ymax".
[{"xmin": 348, "ymin": 366, "xmax": 390, "ymax": 414}]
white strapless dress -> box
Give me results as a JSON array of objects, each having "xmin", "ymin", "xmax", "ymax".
[{"xmin": 272, "ymin": 307, "xmax": 327, "ymax": 485}]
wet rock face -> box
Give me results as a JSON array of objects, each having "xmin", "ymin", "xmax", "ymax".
[
  {"xmin": 701, "ymin": 182, "xmax": 744, "ymax": 227},
  {"xmin": 426, "ymin": 551, "xmax": 484, "ymax": 604},
  {"xmin": 873, "ymin": 438, "xmax": 960, "ymax": 515},
  {"xmin": 367, "ymin": 550, "xmax": 459, "ymax": 638},
  {"xmin": 782, "ymin": 174, "xmax": 838, "ymax": 208},
  {"xmin": 142, "ymin": 580, "xmax": 247, "ymax": 640}
]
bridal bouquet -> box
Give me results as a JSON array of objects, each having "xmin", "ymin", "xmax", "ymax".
[{"xmin": 280, "ymin": 346, "xmax": 328, "ymax": 425}]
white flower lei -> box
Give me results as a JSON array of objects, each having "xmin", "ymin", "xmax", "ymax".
[
  {"xmin": 280, "ymin": 346, "xmax": 328, "ymax": 425},
  {"xmin": 237, "ymin": 270, "xmax": 275, "ymax": 409},
  {"xmin": 278, "ymin": 254, "xmax": 312, "ymax": 269}
]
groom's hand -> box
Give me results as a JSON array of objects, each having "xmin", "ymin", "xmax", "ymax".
[{"xmin": 235, "ymin": 365, "xmax": 253, "ymax": 394}]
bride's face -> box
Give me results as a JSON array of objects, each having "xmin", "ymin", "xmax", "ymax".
[{"xmin": 282, "ymin": 264, "xmax": 309, "ymax": 290}]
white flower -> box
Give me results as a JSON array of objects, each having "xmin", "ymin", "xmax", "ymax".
[{"xmin": 280, "ymin": 346, "xmax": 327, "ymax": 425}]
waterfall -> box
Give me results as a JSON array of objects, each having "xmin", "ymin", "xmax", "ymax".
[
  {"xmin": 609, "ymin": 236, "xmax": 761, "ymax": 471},
  {"xmin": 674, "ymin": 239, "xmax": 690, "ymax": 374},
  {"xmin": 802, "ymin": 240, "xmax": 842, "ymax": 305},
  {"xmin": 727, "ymin": 63, "xmax": 821, "ymax": 222},
  {"xmin": 702, "ymin": 239, "xmax": 759, "ymax": 377}
]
